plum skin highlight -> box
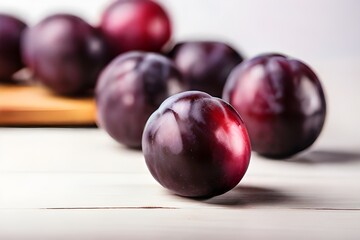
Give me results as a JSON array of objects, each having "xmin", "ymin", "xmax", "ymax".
[{"xmin": 142, "ymin": 91, "xmax": 251, "ymax": 198}]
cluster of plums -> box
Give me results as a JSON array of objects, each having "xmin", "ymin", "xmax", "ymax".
[{"xmin": 0, "ymin": 0, "xmax": 326, "ymax": 198}]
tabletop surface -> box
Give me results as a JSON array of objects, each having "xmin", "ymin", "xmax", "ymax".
[{"xmin": 1, "ymin": 127, "xmax": 359, "ymax": 240}]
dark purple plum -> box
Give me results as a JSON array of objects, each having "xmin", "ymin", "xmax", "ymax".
[
  {"xmin": 23, "ymin": 14, "xmax": 109, "ymax": 95},
  {"xmin": 0, "ymin": 14, "xmax": 27, "ymax": 82},
  {"xmin": 142, "ymin": 91, "xmax": 251, "ymax": 198},
  {"xmin": 96, "ymin": 51, "xmax": 183, "ymax": 148},
  {"xmin": 100, "ymin": 0, "xmax": 171, "ymax": 56},
  {"xmin": 223, "ymin": 53, "xmax": 326, "ymax": 159},
  {"xmin": 168, "ymin": 41, "xmax": 243, "ymax": 97}
]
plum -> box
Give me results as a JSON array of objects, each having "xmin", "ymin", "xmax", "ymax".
[
  {"xmin": 223, "ymin": 53, "xmax": 327, "ymax": 159},
  {"xmin": 168, "ymin": 41, "xmax": 243, "ymax": 97},
  {"xmin": 23, "ymin": 14, "xmax": 109, "ymax": 95},
  {"xmin": 142, "ymin": 91, "xmax": 251, "ymax": 197},
  {"xmin": 100, "ymin": 0, "xmax": 171, "ymax": 56},
  {"xmin": 96, "ymin": 51, "xmax": 183, "ymax": 148},
  {"xmin": 0, "ymin": 14, "xmax": 27, "ymax": 82}
]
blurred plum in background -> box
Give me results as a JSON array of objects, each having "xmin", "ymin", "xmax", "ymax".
[
  {"xmin": 223, "ymin": 54, "xmax": 327, "ymax": 159},
  {"xmin": 0, "ymin": 13, "xmax": 27, "ymax": 83},
  {"xmin": 23, "ymin": 14, "xmax": 109, "ymax": 95},
  {"xmin": 96, "ymin": 51, "xmax": 183, "ymax": 148},
  {"xmin": 100, "ymin": 0, "xmax": 172, "ymax": 56},
  {"xmin": 168, "ymin": 41, "xmax": 243, "ymax": 97}
]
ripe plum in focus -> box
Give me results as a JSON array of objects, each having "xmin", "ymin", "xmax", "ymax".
[{"xmin": 142, "ymin": 91, "xmax": 251, "ymax": 197}]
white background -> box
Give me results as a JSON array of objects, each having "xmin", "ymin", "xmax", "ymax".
[
  {"xmin": 0, "ymin": 0, "xmax": 359, "ymax": 141},
  {"xmin": 0, "ymin": 0, "xmax": 359, "ymax": 61}
]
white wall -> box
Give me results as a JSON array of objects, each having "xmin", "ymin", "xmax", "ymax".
[
  {"xmin": 1, "ymin": 0, "xmax": 359, "ymax": 61},
  {"xmin": 167, "ymin": 0, "xmax": 360, "ymax": 61}
]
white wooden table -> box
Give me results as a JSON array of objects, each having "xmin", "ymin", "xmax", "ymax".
[{"xmin": 1, "ymin": 126, "xmax": 359, "ymax": 239}]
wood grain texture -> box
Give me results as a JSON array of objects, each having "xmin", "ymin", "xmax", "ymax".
[
  {"xmin": 0, "ymin": 128, "xmax": 359, "ymax": 239},
  {"xmin": 1, "ymin": 209, "xmax": 359, "ymax": 240},
  {"xmin": 0, "ymin": 85, "xmax": 96, "ymax": 126}
]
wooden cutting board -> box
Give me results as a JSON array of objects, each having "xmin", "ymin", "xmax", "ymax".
[{"xmin": 0, "ymin": 84, "xmax": 97, "ymax": 126}]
